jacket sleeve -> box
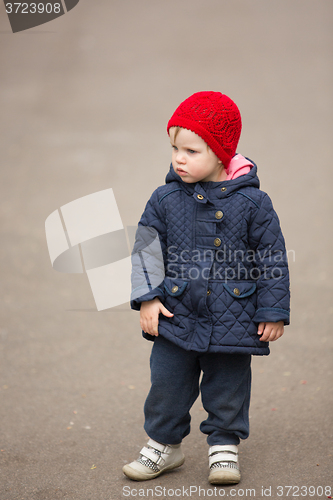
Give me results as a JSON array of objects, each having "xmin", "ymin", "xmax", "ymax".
[
  {"xmin": 248, "ymin": 193, "xmax": 290, "ymax": 325},
  {"xmin": 130, "ymin": 189, "xmax": 167, "ymax": 310}
]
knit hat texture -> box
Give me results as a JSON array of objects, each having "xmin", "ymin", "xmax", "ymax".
[{"xmin": 167, "ymin": 91, "xmax": 242, "ymax": 169}]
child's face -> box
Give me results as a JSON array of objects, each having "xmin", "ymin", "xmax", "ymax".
[{"xmin": 169, "ymin": 127, "xmax": 225, "ymax": 183}]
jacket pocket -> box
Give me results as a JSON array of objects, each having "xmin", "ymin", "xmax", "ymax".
[
  {"xmin": 164, "ymin": 277, "xmax": 188, "ymax": 297},
  {"xmin": 222, "ymin": 281, "xmax": 256, "ymax": 298},
  {"xmin": 207, "ymin": 281, "xmax": 258, "ymax": 339},
  {"xmin": 162, "ymin": 277, "xmax": 192, "ymax": 328}
]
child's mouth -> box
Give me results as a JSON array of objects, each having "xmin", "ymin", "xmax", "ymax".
[{"xmin": 177, "ymin": 168, "xmax": 187, "ymax": 176}]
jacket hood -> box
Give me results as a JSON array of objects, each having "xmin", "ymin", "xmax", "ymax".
[{"xmin": 165, "ymin": 157, "xmax": 260, "ymax": 197}]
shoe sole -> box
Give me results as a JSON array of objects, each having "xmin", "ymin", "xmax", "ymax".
[
  {"xmin": 123, "ymin": 456, "xmax": 185, "ymax": 481},
  {"xmin": 209, "ymin": 469, "xmax": 241, "ymax": 485}
]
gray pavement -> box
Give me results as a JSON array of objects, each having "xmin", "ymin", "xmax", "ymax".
[{"xmin": 0, "ymin": 1, "xmax": 332, "ymax": 499}]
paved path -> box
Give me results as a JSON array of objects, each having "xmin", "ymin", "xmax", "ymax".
[{"xmin": 0, "ymin": 1, "xmax": 332, "ymax": 498}]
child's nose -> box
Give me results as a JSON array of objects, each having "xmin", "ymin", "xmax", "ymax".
[{"xmin": 176, "ymin": 151, "xmax": 186, "ymax": 163}]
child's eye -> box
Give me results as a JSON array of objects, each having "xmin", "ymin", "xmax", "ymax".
[
  {"xmin": 172, "ymin": 145, "xmax": 178, "ymax": 151},
  {"xmin": 187, "ymin": 149, "xmax": 197, "ymax": 154}
]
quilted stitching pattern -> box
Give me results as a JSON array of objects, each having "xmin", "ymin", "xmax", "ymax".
[
  {"xmin": 131, "ymin": 164, "xmax": 290, "ymax": 355},
  {"xmin": 166, "ymin": 191, "xmax": 193, "ymax": 253},
  {"xmin": 208, "ymin": 281, "xmax": 260, "ymax": 348}
]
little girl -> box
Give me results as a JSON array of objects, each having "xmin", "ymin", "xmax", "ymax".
[{"xmin": 123, "ymin": 91, "xmax": 290, "ymax": 484}]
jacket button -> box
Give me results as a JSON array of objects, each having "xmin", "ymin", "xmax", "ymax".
[
  {"xmin": 221, "ymin": 187, "xmax": 227, "ymax": 192},
  {"xmin": 233, "ymin": 288, "xmax": 240, "ymax": 296},
  {"xmin": 214, "ymin": 238, "xmax": 222, "ymax": 247},
  {"xmin": 207, "ymin": 289, "xmax": 211, "ymax": 296},
  {"xmin": 215, "ymin": 210, "xmax": 223, "ymax": 219},
  {"xmin": 171, "ymin": 285, "xmax": 179, "ymax": 293},
  {"xmin": 197, "ymin": 194, "xmax": 204, "ymax": 200}
]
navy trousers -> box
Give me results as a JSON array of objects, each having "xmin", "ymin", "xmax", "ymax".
[{"xmin": 144, "ymin": 335, "xmax": 252, "ymax": 446}]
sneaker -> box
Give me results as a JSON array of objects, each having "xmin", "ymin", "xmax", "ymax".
[
  {"xmin": 122, "ymin": 438, "xmax": 185, "ymax": 481},
  {"xmin": 208, "ymin": 445, "xmax": 241, "ymax": 484}
]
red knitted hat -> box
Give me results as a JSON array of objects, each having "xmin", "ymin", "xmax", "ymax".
[{"xmin": 167, "ymin": 91, "xmax": 242, "ymax": 169}]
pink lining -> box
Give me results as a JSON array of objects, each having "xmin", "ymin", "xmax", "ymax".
[{"xmin": 226, "ymin": 154, "xmax": 253, "ymax": 180}]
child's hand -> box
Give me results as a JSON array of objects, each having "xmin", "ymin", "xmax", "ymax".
[
  {"xmin": 257, "ymin": 321, "xmax": 284, "ymax": 342},
  {"xmin": 140, "ymin": 298, "xmax": 174, "ymax": 337}
]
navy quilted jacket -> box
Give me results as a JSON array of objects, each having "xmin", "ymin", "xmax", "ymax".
[{"xmin": 131, "ymin": 161, "xmax": 290, "ymax": 355}]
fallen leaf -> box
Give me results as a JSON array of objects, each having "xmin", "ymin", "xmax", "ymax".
[
  {"xmin": 128, "ymin": 385, "xmax": 135, "ymax": 390},
  {"xmin": 300, "ymin": 380, "xmax": 307, "ymax": 384},
  {"xmin": 73, "ymin": 410, "xmax": 77, "ymax": 414},
  {"xmin": 271, "ymin": 408, "xmax": 277, "ymax": 411},
  {"xmin": 283, "ymin": 372, "xmax": 291, "ymax": 376},
  {"xmin": 67, "ymin": 426, "xmax": 72, "ymax": 430},
  {"xmin": 91, "ymin": 464, "xmax": 96, "ymax": 469}
]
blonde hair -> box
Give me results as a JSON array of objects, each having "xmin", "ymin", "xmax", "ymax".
[
  {"xmin": 172, "ymin": 126, "xmax": 181, "ymax": 141},
  {"xmin": 170, "ymin": 126, "xmax": 210, "ymax": 152}
]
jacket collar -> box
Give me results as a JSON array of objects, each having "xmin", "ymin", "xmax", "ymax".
[{"xmin": 165, "ymin": 158, "xmax": 260, "ymax": 203}]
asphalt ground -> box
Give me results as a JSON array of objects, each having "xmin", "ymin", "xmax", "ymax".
[{"xmin": 0, "ymin": 1, "xmax": 332, "ymax": 499}]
